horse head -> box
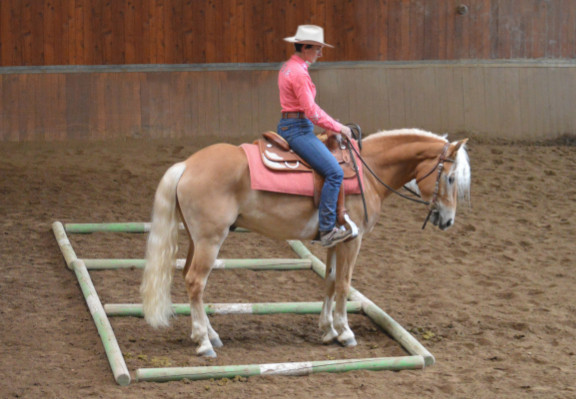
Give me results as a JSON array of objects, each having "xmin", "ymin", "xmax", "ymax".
[{"xmin": 411, "ymin": 139, "xmax": 470, "ymax": 230}]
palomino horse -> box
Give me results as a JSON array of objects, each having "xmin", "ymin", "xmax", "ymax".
[{"xmin": 141, "ymin": 128, "xmax": 471, "ymax": 357}]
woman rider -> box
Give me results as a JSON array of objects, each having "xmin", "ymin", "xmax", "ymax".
[{"xmin": 277, "ymin": 25, "xmax": 356, "ymax": 248}]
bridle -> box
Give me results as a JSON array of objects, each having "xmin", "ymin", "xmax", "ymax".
[
  {"xmin": 418, "ymin": 143, "xmax": 455, "ymax": 229},
  {"xmin": 343, "ymin": 127, "xmax": 454, "ymax": 229}
]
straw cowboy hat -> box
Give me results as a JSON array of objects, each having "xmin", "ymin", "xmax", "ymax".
[{"xmin": 283, "ymin": 25, "xmax": 334, "ymax": 48}]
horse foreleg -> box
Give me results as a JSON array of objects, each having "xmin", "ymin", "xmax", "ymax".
[
  {"xmin": 333, "ymin": 290, "xmax": 356, "ymax": 347},
  {"xmin": 319, "ymin": 249, "xmax": 338, "ymax": 344},
  {"xmin": 333, "ymin": 238, "xmax": 362, "ymax": 347},
  {"xmin": 184, "ymin": 241, "xmax": 222, "ymax": 357}
]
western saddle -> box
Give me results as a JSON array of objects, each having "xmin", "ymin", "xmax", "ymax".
[{"xmin": 255, "ymin": 131, "xmax": 360, "ymax": 229}]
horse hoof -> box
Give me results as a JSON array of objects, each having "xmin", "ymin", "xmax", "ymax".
[
  {"xmin": 197, "ymin": 348, "xmax": 217, "ymax": 358},
  {"xmin": 322, "ymin": 337, "xmax": 338, "ymax": 345},
  {"xmin": 321, "ymin": 329, "xmax": 339, "ymax": 344},
  {"xmin": 211, "ymin": 337, "xmax": 224, "ymax": 348},
  {"xmin": 338, "ymin": 336, "xmax": 357, "ymax": 347}
]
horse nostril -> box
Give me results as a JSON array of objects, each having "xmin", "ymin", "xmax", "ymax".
[{"xmin": 440, "ymin": 219, "xmax": 454, "ymax": 230}]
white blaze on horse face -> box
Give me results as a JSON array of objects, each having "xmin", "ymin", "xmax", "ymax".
[
  {"xmin": 432, "ymin": 174, "xmax": 457, "ymax": 230},
  {"xmin": 435, "ymin": 140, "xmax": 472, "ymax": 230},
  {"xmin": 421, "ymin": 141, "xmax": 470, "ymax": 231},
  {"xmin": 433, "ymin": 167, "xmax": 459, "ymax": 230}
]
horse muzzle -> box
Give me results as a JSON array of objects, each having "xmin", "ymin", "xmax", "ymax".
[
  {"xmin": 438, "ymin": 217, "xmax": 454, "ymax": 230},
  {"xmin": 426, "ymin": 208, "xmax": 454, "ymax": 231},
  {"xmin": 436, "ymin": 211, "xmax": 456, "ymax": 231}
]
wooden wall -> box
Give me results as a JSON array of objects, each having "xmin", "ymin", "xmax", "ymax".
[
  {"xmin": 1, "ymin": 0, "xmax": 575, "ymax": 66},
  {"xmin": 0, "ymin": 66, "xmax": 281, "ymax": 141},
  {"xmin": 1, "ymin": 0, "xmax": 575, "ymax": 141},
  {"xmin": 2, "ymin": 61, "xmax": 575, "ymax": 141}
]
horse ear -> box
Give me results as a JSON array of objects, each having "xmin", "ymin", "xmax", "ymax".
[{"xmin": 450, "ymin": 139, "xmax": 468, "ymax": 155}]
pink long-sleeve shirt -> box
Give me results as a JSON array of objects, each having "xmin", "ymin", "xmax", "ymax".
[{"xmin": 278, "ymin": 54, "xmax": 343, "ymax": 133}]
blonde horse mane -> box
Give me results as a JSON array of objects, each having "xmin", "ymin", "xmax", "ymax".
[{"xmin": 365, "ymin": 128, "xmax": 449, "ymax": 142}]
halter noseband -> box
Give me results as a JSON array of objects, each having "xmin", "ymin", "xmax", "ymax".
[{"xmin": 420, "ymin": 143, "xmax": 454, "ymax": 229}]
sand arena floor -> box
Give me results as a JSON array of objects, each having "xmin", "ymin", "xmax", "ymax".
[{"xmin": 1, "ymin": 135, "xmax": 574, "ymax": 398}]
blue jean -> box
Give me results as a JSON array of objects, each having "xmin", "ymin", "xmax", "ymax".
[{"xmin": 277, "ymin": 118, "xmax": 343, "ymax": 232}]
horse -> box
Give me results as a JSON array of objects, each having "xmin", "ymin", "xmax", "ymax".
[{"xmin": 140, "ymin": 128, "xmax": 471, "ymax": 357}]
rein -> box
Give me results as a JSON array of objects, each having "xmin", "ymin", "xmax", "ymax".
[
  {"xmin": 344, "ymin": 138, "xmax": 430, "ymax": 205},
  {"xmin": 344, "ymin": 136, "xmax": 453, "ymax": 229}
]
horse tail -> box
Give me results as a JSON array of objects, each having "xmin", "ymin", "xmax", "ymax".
[{"xmin": 140, "ymin": 162, "xmax": 187, "ymax": 328}]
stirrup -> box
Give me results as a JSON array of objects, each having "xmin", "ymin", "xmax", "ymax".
[
  {"xmin": 313, "ymin": 214, "xmax": 359, "ymax": 247},
  {"xmin": 318, "ymin": 226, "xmax": 352, "ymax": 248},
  {"xmin": 342, "ymin": 213, "xmax": 359, "ymax": 240}
]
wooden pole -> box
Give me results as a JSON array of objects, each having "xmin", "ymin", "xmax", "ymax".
[
  {"xmin": 83, "ymin": 258, "xmax": 312, "ymax": 270},
  {"xmin": 52, "ymin": 221, "xmax": 132, "ymax": 386},
  {"xmin": 349, "ymin": 289, "xmax": 435, "ymax": 366},
  {"xmin": 287, "ymin": 240, "xmax": 328, "ymax": 278},
  {"xmin": 64, "ymin": 222, "xmax": 251, "ymax": 234},
  {"xmin": 55, "ymin": 220, "xmax": 434, "ymax": 383},
  {"xmin": 136, "ymin": 355, "xmax": 425, "ymax": 382},
  {"xmin": 105, "ymin": 301, "xmax": 363, "ymax": 317},
  {"xmin": 65, "ymin": 222, "xmax": 153, "ymax": 233}
]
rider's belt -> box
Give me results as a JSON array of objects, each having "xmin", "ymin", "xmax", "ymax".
[{"xmin": 281, "ymin": 112, "xmax": 306, "ymax": 119}]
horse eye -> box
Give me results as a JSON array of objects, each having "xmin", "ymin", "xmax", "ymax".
[{"xmin": 448, "ymin": 175, "xmax": 455, "ymax": 184}]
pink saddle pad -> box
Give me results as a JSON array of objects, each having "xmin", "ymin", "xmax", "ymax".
[{"xmin": 240, "ymin": 143, "xmax": 363, "ymax": 197}]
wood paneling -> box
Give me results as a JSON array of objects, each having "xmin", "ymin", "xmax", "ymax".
[
  {"xmin": 1, "ymin": 0, "xmax": 575, "ymax": 67},
  {"xmin": 3, "ymin": 62, "xmax": 574, "ymax": 141},
  {"xmin": 1, "ymin": 1, "xmax": 575, "ymax": 142}
]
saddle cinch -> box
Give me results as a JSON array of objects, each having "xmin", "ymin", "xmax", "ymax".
[{"xmin": 255, "ymin": 131, "xmax": 360, "ymax": 233}]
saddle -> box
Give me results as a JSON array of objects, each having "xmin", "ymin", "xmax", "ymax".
[
  {"xmin": 258, "ymin": 131, "xmax": 358, "ymax": 178},
  {"xmin": 255, "ymin": 131, "xmax": 360, "ymax": 227}
]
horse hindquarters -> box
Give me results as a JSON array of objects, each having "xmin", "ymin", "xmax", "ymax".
[{"xmin": 140, "ymin": 162, "xmax": 187, "ymax": 328}]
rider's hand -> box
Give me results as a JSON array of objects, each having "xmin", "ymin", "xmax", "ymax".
[{"xmin": 340, "ymin": 125, "xmax": 352, "ymax": 140}]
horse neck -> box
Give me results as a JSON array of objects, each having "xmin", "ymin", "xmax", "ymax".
[{"xmin": 362, "ymin": 135, "xmax": 447, "ymax": 198}]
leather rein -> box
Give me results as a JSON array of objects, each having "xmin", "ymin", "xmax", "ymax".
[{"xmin": 343, "ymin": 128, "xmax": 454, "ymax": 229}]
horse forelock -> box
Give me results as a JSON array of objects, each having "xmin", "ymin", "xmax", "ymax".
[{"xmin": 450, "ymin": 143, "xmax": 471, "ymax": 204}]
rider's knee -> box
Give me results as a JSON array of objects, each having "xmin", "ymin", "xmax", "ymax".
[{"xmin": 326, "ymin": 166, "xmax": 344, "ymax": 182}]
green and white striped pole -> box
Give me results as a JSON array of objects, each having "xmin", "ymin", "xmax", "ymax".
[
  {"xmin": 104, "ymin": 301, "xmax": 363, "ymax": 317},
  {"xmin": 64, "ymin": 222, "xmax": 250, "ymax": 234},
  {"xmin": 136, "ymin": 355, "xmax": 425, "ymax": 382},
  {"xmin": 52, "ymin": 221, "xmax": 131, "ymax": 386},
  {"xmin": 83, "ymin": 257, "xmax": 312, "ymax": 271}
]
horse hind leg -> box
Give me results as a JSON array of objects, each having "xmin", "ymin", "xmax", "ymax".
[
  {"xmin": 206, "ymin": 319, "xmax": 223, "ymax": 348},
  {"xmin": 182, "ymin": 242, "xmax": 223, "ymax": 353},
  {"xmin": 183, "ymin": 237, "xmax": 226, "ymax": 357}
]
